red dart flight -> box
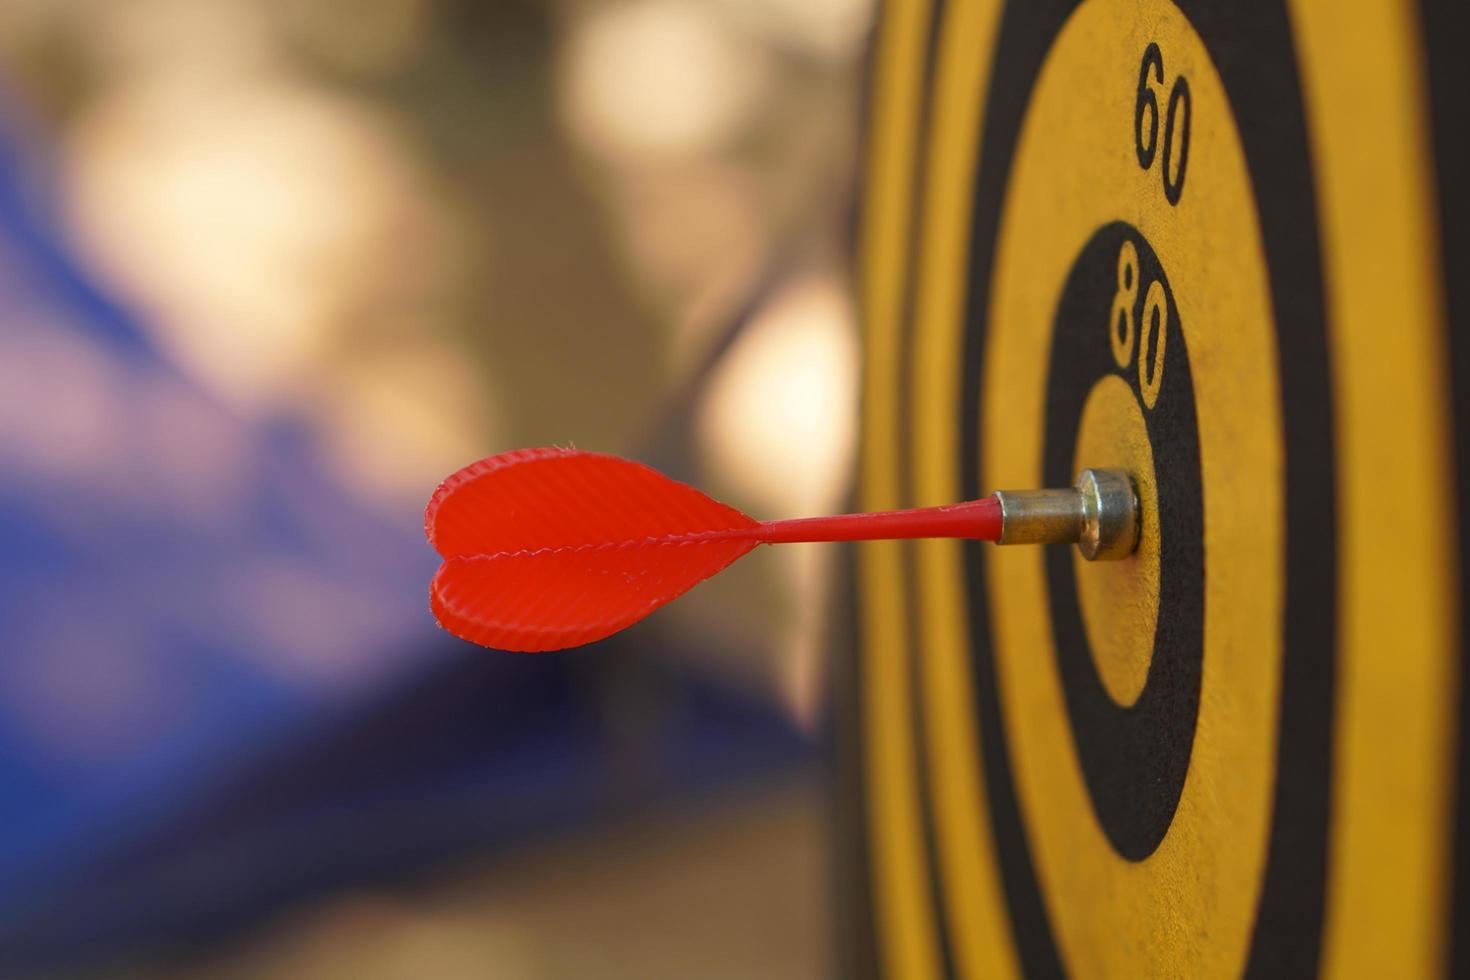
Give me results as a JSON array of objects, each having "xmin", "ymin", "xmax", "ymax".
[{"xmin": 425, "ymin": 447, "xmax": 1002, "ymax": 652}]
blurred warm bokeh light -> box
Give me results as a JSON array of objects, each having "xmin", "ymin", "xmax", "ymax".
[
  {"xmin": 0, "ymin": 0, "xmax": 872, "ymax": 714},
  {"xmin": 0, "ymin": 0, "xmax": 871, "ymax": 974}
]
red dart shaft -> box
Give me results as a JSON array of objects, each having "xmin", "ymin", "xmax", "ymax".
[{"xmin": 754, "ymin": 497, "xmax": 1001, "ymax": 544}]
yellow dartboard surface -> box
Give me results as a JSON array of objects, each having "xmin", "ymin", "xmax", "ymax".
[{"xmin": 845, "ymin": 0, "xmax": 1470, "ymax": 976}]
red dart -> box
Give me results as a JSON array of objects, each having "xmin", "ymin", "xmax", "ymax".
[{"xmin": 425, "ymin": 447, "xmax": 1137, "ymax": 652}]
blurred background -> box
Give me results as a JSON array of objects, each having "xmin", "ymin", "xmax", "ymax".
[{"xmin": 0, "ymin": 0, "xmax": 872, "ymax": 976}]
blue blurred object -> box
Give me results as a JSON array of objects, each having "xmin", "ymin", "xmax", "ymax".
[
  {"xmin": 0, "ymin": 101, "xmax": 438, "ymax": 935},
  {"xmin": 0, "ymin": 99, "xmax": 813, "ymax": 973}
]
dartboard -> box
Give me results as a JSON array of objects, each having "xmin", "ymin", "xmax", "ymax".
[{"xmin": 843, "ymin": 0, "xmax": 1469, "ymax": 976}]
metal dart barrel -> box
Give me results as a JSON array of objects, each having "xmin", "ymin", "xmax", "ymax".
[{"xmin": 993, "ymin": 468, "xmax": 1140, "ymax": 561}]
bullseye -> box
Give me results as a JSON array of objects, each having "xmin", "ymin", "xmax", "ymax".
[{"xmin": 1072, "ymin": 374, "xmax": 1157, "ymax": 708}]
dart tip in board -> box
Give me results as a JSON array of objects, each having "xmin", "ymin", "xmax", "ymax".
[{"xmin": 424, "ymin": 448, "xmax": 1138, "ymax": 652}]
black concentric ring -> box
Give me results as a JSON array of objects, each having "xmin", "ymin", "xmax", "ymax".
[{"xmin": 1042, "ymin": 223, "xmax": 1203, "ymax": 861}]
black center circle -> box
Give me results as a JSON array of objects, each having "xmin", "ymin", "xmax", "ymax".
[{"xmin": 1043, "ymin": 223, "xmax": 1203, "ymax": 861}]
